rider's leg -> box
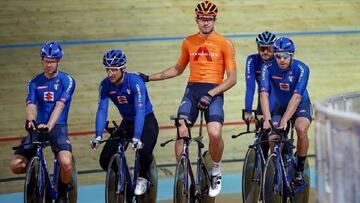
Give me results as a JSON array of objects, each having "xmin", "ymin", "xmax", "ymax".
[
  {"xmin": 138, "ymin": 113, "xmax": 159, "ymax": 179},
  {"xmin": 175, "ymin": 119, "xmax": 190, "ymax": 160},
  {"xmin": 10, "ymin": 155, "xmax": 28, "ymax": 174},
  {"xmin": 207, "ymin": 122, "xmax": 223, "ymax": 171},
  {"xmin": 58, "ymin": 151, "xmax": 73, "ymax": 184},
  {"xmin": 294, "ymin": 117, "xmax": 310, "ymax": 172}
]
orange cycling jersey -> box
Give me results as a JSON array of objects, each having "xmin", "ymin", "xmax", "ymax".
[{"xmin": 177, "ymin": 31, "xmax": 236, "ymax": 84}]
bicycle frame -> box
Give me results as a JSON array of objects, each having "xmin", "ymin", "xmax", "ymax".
[
  {"xmin": 34, "ymin": 141, "xmax": 61, "ymax": 200},
  {"xmin": 269, "ymin": 120, "xmax": 296, "ymax": 199}
]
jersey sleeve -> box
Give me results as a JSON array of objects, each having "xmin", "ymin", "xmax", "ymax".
[
  {"xmin": 294, "ymin": 64, "xmax": 309, "ymax": 96},
  {"xmin": 245, "ymin": 56, "xmax": 256, "ymax": 112},
  {"xmin": 59, "ymin": 75, "xmax": 76, "ymax": 103},
  {"xmin": 223, "ymin": 39, "xmax": 236, "ymax": 71},
  {"xmin": 131, "ymin": 77, "xmax": 147, "ymax": 140},
  {"xmin": 95, "ymin": 80, "xmax": 109, "ymax": 138},
  {"xmin": 26, "ymin": 79, "xmax": 37, "ymax": 105},
  {"xmin": 176, "ymin": 39, "xmax": 189, "ymax": 68},
  {"xmin": 260, "ymin": 63, "xmax": 271, "ymax": 93}
]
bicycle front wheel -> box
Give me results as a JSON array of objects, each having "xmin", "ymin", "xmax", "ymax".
[
  {"xmin": 262, "ymin": 154, "xmax": 283, "ymax": 203},
  {"xmin": 174, "ymin": 156, "xmax": 191, "ymax": 203},
  {"xmin": 106, "ymin": 154, "xmax": 127, "ymax": 203},
  {"xmin": 24, "ymin": 156, "xmax": 47, "ymax": 203},
  {"xmin": 242, "ymin": 147, "xmax": 262, "ymax": 203}
]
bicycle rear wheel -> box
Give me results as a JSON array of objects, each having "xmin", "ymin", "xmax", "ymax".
[
  {"xmin": 174, "ymin": 156, "xmax": 191, "ymax": 203},
  {"xmin": 262, "ymin": 154, "xmax": 283, "ymax": 203},
  {"xmin": 199, "ymin": 150, "xmax": 215, "ymax": 203},
  {"xmin": 24, "ymin": 156, "xmax": 47, "ymax": 203},
  {"xmin": 242, "ymin": 147, "xmax": 262, "ymax": 203},
  {"xmin": 106, "ymin": 154, "xmax": 127, "ymax": 203},
  {"xmin": 136, "ymin": 156, "xmax": 158, "ymax": 203}
]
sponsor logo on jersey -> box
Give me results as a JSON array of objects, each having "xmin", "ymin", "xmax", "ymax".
[
  {"xmin": 37, "ymin": 86, "xmax": 48, "ymax": 90},
  {"xmin": 180, "ymin": 100, "xmax": 186, "ymax": 106},
  {"xmin": 54, "ymin": 84, "xmax": 59, "ymax": 90},
  {"xmin": 44, "ymin": 91, "xmax": 54, "ymax": 102},
  {"xmin": 109, "ymin": 91, "xmax": 117, "ymax": 95},
  {"xmin": 288, "ymin": 76, "xmax": 293, "ymax": 82},
  {"xmin": 117, "ymin": 96, "xmax": 128, "ymax": 104},
  {"xmin": 279, "ymin": 83, "xmax": 290, "ymax": 91},
  {"xmin": 271, "ymin": 76, "xmax": 283, "ymax": 80},
  {"xmin": 192, "ymin": 47, "xmax": 213, "ymax": 61},
  {"xmin": 136, "ymin": 84, "xmax": 142, "ymax": 103},
  {"xmin": 127, "ymin": 88, "xmax": 131, "ymax": 95}
]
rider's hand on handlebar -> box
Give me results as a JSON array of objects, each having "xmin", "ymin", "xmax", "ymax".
[
  {"xmin": 244, "ymin": 111, "xmax": 254, "ymax": 121},
  {"xmin": 197, "ymin": 93, "xmax": 213, "ymax": 110},
  {"xmin": 279, "ymin": 119, "xmax": 288, "ymax": 130},
  {"xmin": 25, "ymin": 120, "xmax": 36, "ymax": 131},
  {"xmin": 131, "ymin": 138, "xmax": 144, "ymax": 150},
  {"xmin": 90, "ymin": 136, "xmax": 102, "ymax": 150},
  {"xmin": 263, "ymin": 119, "xmax": 271, "ymax": 130}
]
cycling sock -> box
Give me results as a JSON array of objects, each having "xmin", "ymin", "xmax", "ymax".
[
  {"xmin": 296, "ymin": 155, "xmax": 307, "ymax": 172},
  {"xmin": 212, "ymin": 161, "xmax": 221, "ymax": 176}
]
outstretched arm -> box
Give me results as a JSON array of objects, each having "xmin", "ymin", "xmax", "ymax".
[{"xmin": 148, "ymin": 63, "xmax": 185, "ymax": 81}]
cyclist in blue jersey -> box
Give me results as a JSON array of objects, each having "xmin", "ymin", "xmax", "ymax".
[
  {"xmin": 10, "ymin": 42, "xmax": 76, "ymax": 196},
  {"xmin": 244, "ymin": 31, "xmax": 277, "ymax": 120},
  {"xmin": 244, "ymin": 31, "xmax": 277, "ymax": 160},
  {"xmin": 90, "ymin": 49, "xmax": 159, "ymax": 196},
  {"xmin": 260, "ymin": 37, "xmax": 312, "ymax": 186}
]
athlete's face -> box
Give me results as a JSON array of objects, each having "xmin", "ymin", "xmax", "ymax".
[
  {"xmin": 258, "ymin": 45, "xmax": 273, "ymax": 61},
  {"xmin": 196, "ymin": 16, "xmax": 216, "ymax": 35},
  {"xmin": 42, "ymin": 57, "xmax": 59, "ymax": 77},
  {"xmin": 275, "ymin": 52, "xmax": 293, "ymax": 69},
  {"xmin": 106, "ymin": 67, "xmax": 124, "ymax": 84}
]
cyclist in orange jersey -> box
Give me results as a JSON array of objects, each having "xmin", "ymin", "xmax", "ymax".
[{"xmin": 139, "ymin": 1, "xmax": 237, "ymax": 197}]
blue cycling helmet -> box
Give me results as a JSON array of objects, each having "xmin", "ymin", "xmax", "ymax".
[
  {"xmin": 103, "ymin": 49, "xmax": 127, "ymax": 67},
  {"xmin": 256, "ymin": 31, "xmax": 277, "ymax": 45},
  {"xmin": 40, "ymin": 42, "xmax": 63, "ymax": 59},
  {"xmin": 273, "ymin": 37, "xmax": 295, "ymax": 53}
]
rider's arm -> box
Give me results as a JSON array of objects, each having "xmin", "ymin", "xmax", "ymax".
[
  {"xmin": 47, "ymin": 75, "xmax": 75, "ymax": 131},
  {"xmin": 148, "ymin": 39, "xmax": 188, "ymax": 81},
  {"xmin": 25, "ymin": 79, "xmax": 37, "ymax": 121},
  {"xmin": 259, "ymin": 64, "xmax": 271, "ymax": 123},
  {"xmin": 95, "ymin": 81, "xmax": 110, "ymax": 138},
  {"xmin": 281, "ymin": 64, "xmax": 310, "ymax": 123},
  {"xmin": 244, "ymin": 55, "xmax": 256, "ymax": 112},
  {"xmin": 132, "ymin": 78, "xmax": 147, "ymax": 140},
  {"xmin": 208, "ymin": 40, "xmax": 237, "ymax": 96}
]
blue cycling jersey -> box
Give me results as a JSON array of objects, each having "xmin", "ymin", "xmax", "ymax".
[
  {"xmin": 260, "ymin": 59, "xmax": 310, "ymax": 107},
  {"xmin": 245, "ymin": 54, "xmax": 276, "ymax": 112},
  {"xmin": 26, "ymin": 71, "xmax": 75, "ymax": 125},
  {"xmin": 96, "ymin": 72, "xmax": 153, "ymax": 139}
]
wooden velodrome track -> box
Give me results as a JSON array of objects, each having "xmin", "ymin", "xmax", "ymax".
[{"xmin": 0, "ymin": 0, "xmax": 360, "ymax": 199}]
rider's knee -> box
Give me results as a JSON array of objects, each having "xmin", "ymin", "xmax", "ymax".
[
  {"xmin": 295, "ymin": 126, "xmax": 308, "ymax": 138},
  {"xmin": 208, "ymin": 130, "xmax": 221, "ymax": 142},
  {"xmin": 10, "ymin": 158, "xmax": 27, "ymax": 174},
  {"xmin": 58, "ymin": 151, "xmax": 73, "ymax": 173}
]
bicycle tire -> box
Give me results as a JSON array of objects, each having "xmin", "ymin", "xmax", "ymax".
[
  {"xmin": 174, "ymin": 156, "xmax": 191, "ymax": 203},
  {"xmin": 24, "ymin": 156, "xmax": 47, "ymax": 203},
  {"xmin": 199, "ymin": 150, "xmax": 215, "ymax": 203},
  {"xmin": 136, "ymin": 156, "xmax": 158, "ymax": 203},
  {"xmin": 242, "ymin": 147, "xmax": 262, "ymax": 203},
  {"xmin": 262, "ymin": 154, "xmax": 283, "ymax": 203},
  {"xmin": 106, "ymin": 153, "xmax": 127, "ymax": 203}
]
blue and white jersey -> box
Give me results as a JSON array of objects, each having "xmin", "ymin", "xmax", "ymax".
[
  {"xmin": 260, "ymin": 59, "xmax": 310, "ymax": 107},
  {"xmin": 96, "ymin": 72, "xmax": 153, "ymax": 139},
  {"xmin": 26, "ymin": 71, "xmax": 75, "ymax": 124},
  {"xmin": 245, "ymin": 53, "xmax": 275, "ymax": 112}
]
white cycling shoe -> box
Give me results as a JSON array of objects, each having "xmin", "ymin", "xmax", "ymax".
[
  {"xmin": 134, "ymin": 177, "xmax": 148, "ymax": 195},
  {"xmin": 208, "ymin": 174, "xmax": 222, "ymax": 197}
]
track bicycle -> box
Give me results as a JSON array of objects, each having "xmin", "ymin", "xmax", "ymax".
[
  {"xmin": 262, "ymin": 120, "xmax": 310, "ymax": 203},
  {"xmin": 12, "ymin": 120, "xmax": 77, "ymax": 203},
  {"xmin": 100, "ymin": 121, "xmax": 158, "ymax": 203},
  {"xmin": 232, "ymin": 109, "xmax": 269, "ymax": 203},
  {"xmin": 161, "ymin": 111, "xmax": 214, "ymax": 203}
]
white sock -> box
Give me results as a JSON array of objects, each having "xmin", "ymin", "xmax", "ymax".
[{"xmin": 212, "ymin": 161, "xmax": 221, "ymax": 176}]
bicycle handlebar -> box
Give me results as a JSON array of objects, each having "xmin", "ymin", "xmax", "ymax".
[
  {"xmin": 12, "ymin": 120, "xmax": 50, "ymax": 150},
  {"xmin": 160, "ymin": 136, "xmax": 204, "ymax": 148},
  {"xmin": 232, "ymin": 110, "xmax": 263, "ymax": 139}
]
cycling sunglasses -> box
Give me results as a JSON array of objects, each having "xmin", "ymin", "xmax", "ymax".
[
  {"xmin": 258, "ymin": 46, "xmax": 272, "ymax": 52},
  {"xmin": 274, "ymin": 52, "xmax": 293, "ymax": 59}
]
